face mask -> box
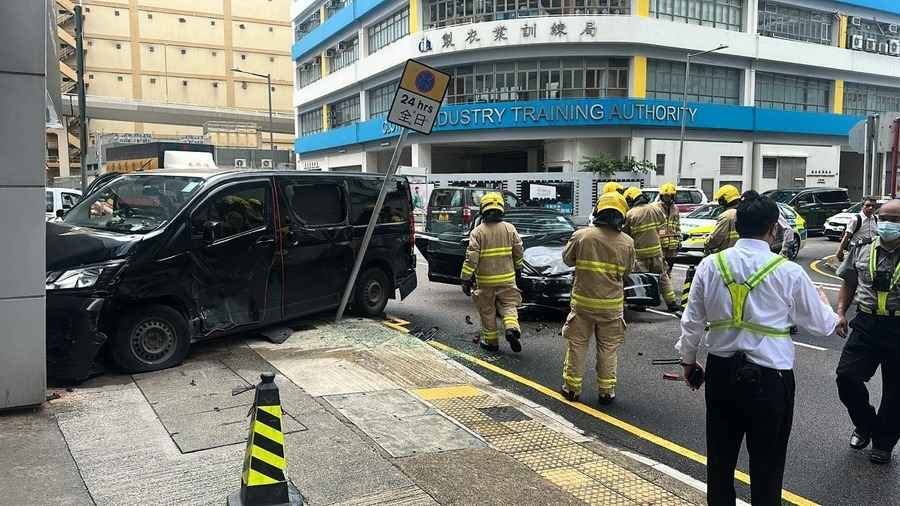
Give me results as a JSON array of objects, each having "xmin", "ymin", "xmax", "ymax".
[{"xmin": 877, "ymin": 221, "xmax": 900, "ymax": 242}]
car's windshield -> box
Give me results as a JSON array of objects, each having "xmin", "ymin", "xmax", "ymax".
[
  {"xmin": 64, "ymin": 174, "xmax": 204, "ymax": 233},
  {"xmin": 502, "ymin": 211, "xmax": 575, "ymax": 235},
  {"xmin": 778, "ymin": 204, "xmax": 796, "ymax": 220},
  {"xmin": 470, "ymin": 189, "xmax": 520, "ymax": 208},
  {"xmin": 769, "ymin": 190, "xmax": 801, "ymax": 204},
  {"xmin": 643, "ymin": 191, "xmax": 659, "ymax": 202},
  {"xmin": 687, "ymin": 204, "xmax": 722, "ymax": 219}
]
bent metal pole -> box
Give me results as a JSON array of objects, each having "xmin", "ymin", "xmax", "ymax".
[{"xmin": 335, "ymin": 127, "xmax": 409, "ymax": 322}]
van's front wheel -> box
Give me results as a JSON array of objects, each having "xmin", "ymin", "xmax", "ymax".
[
  {"xmin": 110, "ymin": 304, "xmax": 190, "ymax": 373},
  {"xmin": 353, "ymin": 267, "xmax": 391, "ymax": 318}
]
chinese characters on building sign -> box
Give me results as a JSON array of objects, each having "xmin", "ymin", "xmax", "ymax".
[{"xmin": 440, "ymin": 20, "xmax": 602, "ymax": 48}]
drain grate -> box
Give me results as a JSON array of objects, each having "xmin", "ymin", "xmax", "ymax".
[{"xmin": 478, "ymin": 405, "xmax": 532, "ymax": 423}]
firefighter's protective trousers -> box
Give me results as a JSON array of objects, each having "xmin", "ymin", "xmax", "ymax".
[{"xmin": 460, "ymin": 221, "xmax": 524, "ymax": 344}]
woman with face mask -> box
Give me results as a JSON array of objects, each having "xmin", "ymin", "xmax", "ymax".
[
  {"xmin": 677, "ymin": 190, "xmax": 838, "ymax": 504},
  {"xmin": 835, "ymin": 199, "xmax": 900, "ymax": 465}
]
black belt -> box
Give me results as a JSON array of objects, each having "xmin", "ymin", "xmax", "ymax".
[{"xmin": 857, "ymin": 305, "xmax": 900, "ymax": 317}]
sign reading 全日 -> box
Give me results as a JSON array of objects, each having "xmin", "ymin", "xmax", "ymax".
[{"xmin": 387, "ymin": 59, "xmax": 450, "ymax": 135}]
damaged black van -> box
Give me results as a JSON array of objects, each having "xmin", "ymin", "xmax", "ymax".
[{"xmin": 46, "ymin": 170, "xmax": 417, "ymax": 382}]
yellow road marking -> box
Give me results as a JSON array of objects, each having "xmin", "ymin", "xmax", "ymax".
[
  {"xmin": 809, "ymin": 256, "xmax": 842, "ymax": 282},
  {"xmin": 413, "ymin": 384, "xmax": 484, "ymax": 400},
  {"xmin": 427, "ymin": 340, "xmax": 819, "ymax": 506}
]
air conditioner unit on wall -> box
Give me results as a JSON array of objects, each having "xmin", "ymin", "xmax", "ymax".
[
  {"xmin": 325, "ymin": 48, "xmax": 336, "ymax": 57},
  {"xmin": 851, "ymin": 16, "xmax": 862, "ymax": 26},
  {"xmin": 338, "ymin": 40, "xmax": 352, "ymax": 51},
  {"xmin": 261, "ymin": 159, "xmax": 273, "ymax": 169},
  {"xmin": 890, "ymin": 24, "xmax": 899, "ymax": 34},
  {"xmin": 234, "ymin": 158, "xmax": 247, "ymax": 168},
  {"xmin": 890, "ymin": 39, "xmax": 900, "ymax": 56},
  {"xmin": 866, "ymin": 38, "xmax": 877, "ymax": 51}
]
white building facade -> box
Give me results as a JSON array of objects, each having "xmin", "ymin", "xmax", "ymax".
[{"xmin": 291, "ymin": 0, "xmax": 900, "ymax": 203}]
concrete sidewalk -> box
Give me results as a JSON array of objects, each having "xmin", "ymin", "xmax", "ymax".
[{"xmin": 0, "ymin": 318, "xmax": 706, "ymax": 505}]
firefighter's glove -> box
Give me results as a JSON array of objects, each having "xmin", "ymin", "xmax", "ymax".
[{"xmin": 461, "ymin": 280, "xmax": 473, "ymax": 297}]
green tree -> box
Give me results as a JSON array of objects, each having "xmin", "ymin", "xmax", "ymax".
[{"xmin": 579, "ymin": 153, "xmax": 656, "ymax": 178}]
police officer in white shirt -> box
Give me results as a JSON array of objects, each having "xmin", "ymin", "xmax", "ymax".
[
  {"xmin": 677, "ymin": 191, "xmax": 839, "ymax": 506},
  {"xmin": 836, "ymin": 197, "xmax": 878, "ymax": 262}
]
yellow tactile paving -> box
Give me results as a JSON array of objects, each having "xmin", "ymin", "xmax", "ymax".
[
  {"xmin": 413, "ymin": 389, "xmax": 701, "ymax": 505},
  {"xmin": 412, "ymin": 385, "xmax": 484, "ymax": 400}
]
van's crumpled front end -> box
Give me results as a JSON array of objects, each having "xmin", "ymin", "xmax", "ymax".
[{"xmin": 46, "ymin": 295, "xmax": 108, "ymax": 383}]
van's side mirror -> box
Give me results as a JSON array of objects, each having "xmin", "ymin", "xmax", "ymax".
[
  {"xmin": 202, "ymin": 221, "xmax": 223, "ymax": 244},
  {"xmin": 55, "ymin": 209, "xmax": 65, "ymax": 218}
]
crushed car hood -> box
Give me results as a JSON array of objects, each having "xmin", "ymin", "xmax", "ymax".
[{"xmin": 46, "ymin": 221, "xmax": 143, "ymax": 271}]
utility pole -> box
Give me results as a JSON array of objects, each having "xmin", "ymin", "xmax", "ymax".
[
  {"xmin": 232, "ymin": 68, "xmax": 275, "ymax": 152},
  {"xmin": 75, "ymin": 3, "xmax": 88, "ymax": 191},
  {"xmin": 677, "ymin": 44, "xmax": 728, "ymax": 183}
]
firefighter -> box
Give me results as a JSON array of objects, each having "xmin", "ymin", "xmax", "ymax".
[
  {"xmin": 602, "ymin": 182, "xmax": 625, "ymax": 195},
  {"xmin": 704, "ymin": 184, "xmax": 741, "ymax": 255},
  {"xmin": 561, "ymin": 191, "xmax": 635, "ymax": 405},
  {"xmin": 656, "ymin": 183, "xmax": 681, "ymax": 273},
  {"xmin": 623, "ymin": 187, "xmax": 680, "ymax": 313},
  {"xmin": 460, "ymin": 192, "xmax": 525, "ymax": 353}
]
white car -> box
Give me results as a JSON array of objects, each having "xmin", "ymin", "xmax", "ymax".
[
  {"xmin": 46, "ymin": 187, "xmax": 82, "ymax": 221},
  {"xmin": 640, "ymin": 186, "xmax": 708, "ymax": 215},
  {"xmin": 823, "ymin": 197, "xmax": 890, "ymax": 241},
  {"xmin": 678, "ymin": 203, "xmax": 806, "ymax": 261}
]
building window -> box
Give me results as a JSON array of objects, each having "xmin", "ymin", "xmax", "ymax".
[
  {"xmin": 328, "ymin": 37, "xmax": 359, "ymax": 73},
  {"xmin": 720, "ymin": 156, "xmax": 743, "ymax": 175},
  {"xmin": 755, "ymin": 72, "xmax": 831, "ymax": 112},
  {"xmin": 367, "ymin": 8, "xmax": 409, "ymax": 55},
  {"xmin": 720, "ymin": 180, "xmax": 743, "ymax": 192},
  {"xmin": 297, "ymin": 57, "xmax": 322, "ymax": 88},
  {"xmin": 679, "ymin": 178, "xmax": 696, "ymax": 186},
  {"xmin": 300, "ymin": 108, "xmax": 323, "ymax": 136},
  {"xmin": 368, "ymin": 81, "xmax": 397, "ymax": 118},
  {"xmin": 324, "ymin": 0, "xmax": 350, "ymax": 20},
  {"xmin": 762, "ymin": 157, "xmax": 778, "ymax": 179},
  {"xmin": 649, "ymin": 0, "xmax": 742, "ymax": 32},
  {"xmin": 330, "ymin": 95, "xmax": 361, "ymax": 129},
  {"xmin": 425, "ymin": 0, "xmax": 628, "ymax": 29},
  {"xmin": 757, "ymin": 1, "xmax": 833, "ymax": 45},
  {"xmin": 294, "ymin": 10, "xmax": 321, "ymax": 42},
  {"xmin": 655, "ymin": 154, "xmax": 665, "ymax": 176},
  {"xmin": 844, "ymin": 82, "xmax": 900, "ymax": 116},
  {"xmin": 444, "ymin": 57, "xmax": 628, "ymax": 104},
  {"xmin": 647, "ymin": 60, "xmax": 741, "ymax": 105}
]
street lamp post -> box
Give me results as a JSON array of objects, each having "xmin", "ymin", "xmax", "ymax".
[
  {"xmin": 677, "ymin": 45, "xmax": 728, "ymax": 184},
  {"xmin": 231, "ymin": 68, "xmax": 275, "ymax": 151}
]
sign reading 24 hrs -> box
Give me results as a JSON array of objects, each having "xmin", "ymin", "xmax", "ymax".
[{"xmin": 387, "ymin": 59, "xmax": 450, "ymax": 135}]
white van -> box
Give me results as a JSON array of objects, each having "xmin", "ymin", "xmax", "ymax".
[{"xmin": 46, "ymin": 188, "xmax": 82, "ymax": 221}]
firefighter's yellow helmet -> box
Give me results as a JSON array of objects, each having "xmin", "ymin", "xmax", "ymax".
[
  {"xmin": 660, "ymin": 183, "xmax": 677, "ymax": 196},
  {"xmin": 596, "ymin": 191, "xmax": 628, "ymax": 219},
  {"xmin": 602, "ymin": 182, "xmax": 624, "ymax": 194},
  {"xmin": 480, "ymin": 192, "xmax": 505, "ymax": 213},
  {"xmin": 623, "ymin": 186, "xmax": 643, "ymax": 204},
  {"xmin": 714, "ymin": 184, "xmax": 741, "ymax": 204}
]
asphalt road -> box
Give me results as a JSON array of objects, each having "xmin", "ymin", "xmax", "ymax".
[{"xmin": 390, "ymin": 236, "xmax": 900, "ymax": 505}]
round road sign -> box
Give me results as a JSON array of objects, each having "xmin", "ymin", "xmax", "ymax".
[{"xmin": 415, "ymin": 70, "xmax": 435, "ymax": 94}]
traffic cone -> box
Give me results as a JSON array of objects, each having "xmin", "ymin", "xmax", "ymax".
[
  {"xmin": 680, "ymin": 265, "xmax": 695, "ymax": 308},
  {"xmin": 228, "ymin": 373, "xmax": 304, "ymax": 506}
]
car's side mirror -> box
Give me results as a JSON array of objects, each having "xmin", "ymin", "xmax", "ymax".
[
  {"xmin": 55, "ymin": 209, "xmax": 65, "ymax": 218},
  {"xmin": 202, "ymin": 220, "xmax": 223, "ymax": 244}
]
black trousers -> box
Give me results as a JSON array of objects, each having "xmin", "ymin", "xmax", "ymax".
[
  {"xmin": 705, "ymin": 354, "xmax": 795, "ymax": 506},
  {"xmin": 836, "ymin": 313, "xmax": 900, "ymax": 452}
]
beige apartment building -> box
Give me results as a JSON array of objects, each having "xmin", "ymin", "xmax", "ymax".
[{"xmin": 50, "ymin": 0, "xmax": 293, "ymax": 178}]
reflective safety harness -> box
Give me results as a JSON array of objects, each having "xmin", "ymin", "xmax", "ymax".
[
  {"xmin": 708, "ymin": 252, "xmax": 791, "ymax": 337},
  {"xmin": 865, "ymin": 238, "xmax": 900, "ymax": 316}
]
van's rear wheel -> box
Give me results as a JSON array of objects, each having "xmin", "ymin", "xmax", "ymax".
[
  {"xmin": 110, "ymin": 304, "xmax": 190, "ymax": 373},
  {"xmin": 353, "ymin": 267, "xmax": 391, "ymax": 318}
]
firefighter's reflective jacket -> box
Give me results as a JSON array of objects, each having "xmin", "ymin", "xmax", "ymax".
[
  {"xmin": 624, "ymin": 204, "xmax": 666, "ymax": 260},
  {"xmin": 563, "ymin": 226, "xmax": 635, "ymax": 314},
  {"xmin": 460, "ymin": 221, "xmax": 524, "ymax": 286}
]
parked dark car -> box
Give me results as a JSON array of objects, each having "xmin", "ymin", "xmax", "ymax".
[
  {"xmin": 415, "ymin": 207, "xmax": 660, "ymax": 310},
  {"xmin": 765, "ymin": 187, "xmax": 850, "ymax": 235},
  {"xmin": 426, "ymin": 187, "xmax": 521, "ymax": 236},
  {"xmin": 46, "ymin": 170, "xmax": 417, "ymax": 382}
]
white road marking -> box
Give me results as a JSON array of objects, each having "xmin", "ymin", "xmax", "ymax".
[
  {"xmin": 794, "ymin": 341, "xmax": 828, "ymax": 351},
  {"xmin": 645, "ymin": 308, "xmax": 681, "ymax": 319}
]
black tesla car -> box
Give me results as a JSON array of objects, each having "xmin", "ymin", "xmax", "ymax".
[{"xmin": 415, "ymin": 207, "xmax": 661, "ymax": 309}]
